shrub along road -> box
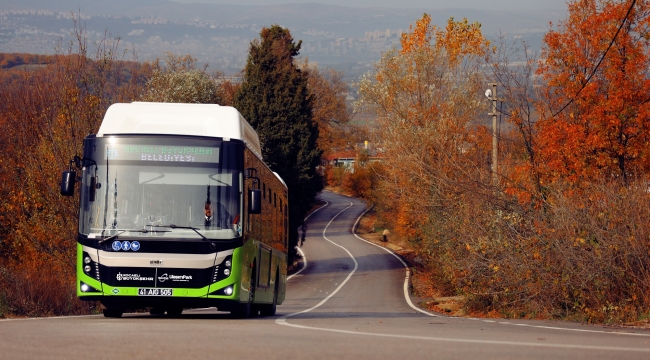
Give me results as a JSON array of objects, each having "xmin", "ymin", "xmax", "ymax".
[{"xmin": 0, "ymin": 191, "xmax": 648, "ymax": 359}]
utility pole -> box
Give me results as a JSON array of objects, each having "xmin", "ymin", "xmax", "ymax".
[{"xmin": 488, "ymin": 82, "xmax": 498, "ymax": 185}]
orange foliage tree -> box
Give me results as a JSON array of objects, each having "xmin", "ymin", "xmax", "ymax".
[
  {"xmin": 300, "ymin": 60, "xmax": 351, "ymax": 159},
  {"xmin": 0, "ymin": 17, "xmax": 146, "ymax": 316},
  {"xmin": 537, "ymin": 0, "xmax": 650, "ymax": 185},
  {"xmin": 356, "ymin": 13, "xmax": 491, "ymax": 240},
  {"xmin": 352, "ymin": 7, "xmax": 650, "ymax": 322}
]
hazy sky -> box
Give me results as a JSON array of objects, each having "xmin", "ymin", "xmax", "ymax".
[{"xmin": 170, "ymin": 0, "xmax": 568, "ymax": 11}]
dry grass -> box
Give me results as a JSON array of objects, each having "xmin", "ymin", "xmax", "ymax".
[
  {"xmin": 346, "ymin": 176, "xmax": 650, "ymax": 323},
  {"xmin": 0, "ymin": 260, "xmax": 97, "ymax": 318}
]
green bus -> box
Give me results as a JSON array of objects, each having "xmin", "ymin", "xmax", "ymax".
[{"xmin": 61, "ymin": 102, "xmax": 289, "ymax": 318}]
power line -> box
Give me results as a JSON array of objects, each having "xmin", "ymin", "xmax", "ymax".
[{"xmin": 552, "ymin": 0, "xmax": 637, "ymax": 117}]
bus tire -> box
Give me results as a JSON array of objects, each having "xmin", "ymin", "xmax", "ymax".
[
  {"xmin": 103, "ymin": 309, "xmax": 123, "ymax": 318},
  {"xmin": 149, "ymin": 308, "xmax": 165, "ymax": 316},
  {"xmin": 167, "ymin": 308, "xmax": 183, "ymax": 317},
  {"xmin": 260, "ymin": 272, "xmax": 278, "ymax": 316},
  {"xmin": 231, "ymin": 264, "xmax": 256, "ymax": 319},
  {"xmin": 231, "ymin": 302, "xmax": 250, "ymax": 318}
]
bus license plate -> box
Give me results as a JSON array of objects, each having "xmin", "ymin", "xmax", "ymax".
[{"xmin": 138, "ymin": 288, "xmax": 173, "ymax": 296}]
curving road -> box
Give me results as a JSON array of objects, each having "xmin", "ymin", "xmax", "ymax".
[{"xmin": 1, "ymin": 191, "xmax": 649, "ymax": 359}]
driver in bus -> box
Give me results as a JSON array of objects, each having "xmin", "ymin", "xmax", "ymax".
[
  {"xmin": 204, "ymin": 200, "xmax": 214, "ymax": 227},
  {"xmin": 201, "ymin": 199, "xmax": 231, "ymax": 229}
]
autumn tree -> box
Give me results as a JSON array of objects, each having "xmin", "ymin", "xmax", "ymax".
[
  {"xmin": 0, "ymin": 16, "xmax": 144, "ymax": 316},
  {"xmin": 537, "ymin": 0, "xmax": 650, "ymax": 185},
  {"xmin": 356, "ymin": 14, "xmax": 491, "ymax": 239},
  {"xmin": 234, "ymin": 25, "xmax": 322, "ymax": 261},
  {"xmin": 140, "ymin": 53, "xmax": 226, "ymax": 104},
  {"xmin": 299, "ymin": 60, "xmax": 351, "ymax": 158},
  {"xmin": 352, "ymin": 10, "xmax": 650, "ymax": 322}
]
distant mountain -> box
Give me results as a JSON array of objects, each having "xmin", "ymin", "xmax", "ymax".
[
  {"xmin": 0, "ymin": 1, "xmax": 565, "ymax": 77},
  {"xmin": 0, "ymin": 0, "xmax": 564, "ymax": 35},
  {"xmin": 0, "ymin": 0, "xmax": 169, "ymax": 14}
]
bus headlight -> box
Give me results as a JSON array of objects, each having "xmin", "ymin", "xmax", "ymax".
[
  {"xmin": 225, "ymin": 260, "xmax": 232, "ymax": 268},
  {"xmin": 84, "ymin": 265, "xmax": 92, "ymax": 273},
  {"xmin": 84, "ymin": 256, "xmax": 91, "ymax": 265},
  {"xmin": 224, "ymin": 286, "xmax": 233, "ymax": 295},
  {"xmin": 79, "ymin": 281, "xmax": 100, "ymax": 293},
  {"xmin": 223, "ymin": 268, "xmax": 230, "ymax": 276}
]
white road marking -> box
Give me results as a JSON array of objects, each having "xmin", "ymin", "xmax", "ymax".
[
  {"xmin": 275, "ymin": 321, "xmax": 650, "ymax": 353},
  {"xmin": 287, "ymin": 201, "xmax": 329, "ymax": 281},
  {"xmin": 277, "ymin": 201, "xmax": 357, "ymax": 319},
  {"xmin": 350, "ymin": 206, "xmax": 438, "ymax": 317},
  {"xmin": 349, "ymin": 204, "xmax": 650, "ymax": 338}
]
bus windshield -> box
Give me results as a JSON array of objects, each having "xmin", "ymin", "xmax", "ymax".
[{"xmin": 78, "ymin": 137, "xmax": 243, "ymax": 240}]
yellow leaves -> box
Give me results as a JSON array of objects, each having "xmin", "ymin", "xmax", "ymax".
[
  {"xmin": 435, "ymin": 17, "xmax": 490, "ymax": 67},
  {"xmin": 400, "ymin": 13, "xmax": 433, "ymax": 54},
  {"xmin": 399, "ymin": 14, "xmax": 489, "ymax": 68}
]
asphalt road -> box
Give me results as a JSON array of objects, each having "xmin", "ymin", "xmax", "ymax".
[{"xmin": 1, "ymin": 190, "xmax": 649, "ymax": 359}]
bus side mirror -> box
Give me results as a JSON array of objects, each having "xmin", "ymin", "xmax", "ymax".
[
  {"xmin": 60, "ymin": 170, "xmax": 76, "ymax": 196},
  {"xmin": 249, "ymin": 189, "xmax": 261, "ymax": 214}
]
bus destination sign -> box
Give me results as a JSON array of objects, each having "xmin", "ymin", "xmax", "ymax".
[{"xmin": 106, "ymin": 145, "xmax": 220, "ymax": 163}]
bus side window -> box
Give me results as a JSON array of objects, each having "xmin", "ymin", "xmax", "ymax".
[
  {"xmin": 263, "ymin": 183, "xmax": 266, "ymax": 199},
  {"xmin": 274, "ymin": 193, "xmax": 277, "ymax": 208}
]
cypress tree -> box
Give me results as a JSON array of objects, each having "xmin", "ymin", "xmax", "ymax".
[{"xmin": 234, "ymin": 25, "xmax": 322, "ymax": 262}]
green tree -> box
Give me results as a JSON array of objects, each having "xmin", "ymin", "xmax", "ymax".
[{"xmin": 234, "ymin": 25, "xmax": 322, "ymax": 261}]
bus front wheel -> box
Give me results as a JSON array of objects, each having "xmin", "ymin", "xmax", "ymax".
[{"xmin": 231, "ymin": 265, "xmax": 256, "ymax": 318}]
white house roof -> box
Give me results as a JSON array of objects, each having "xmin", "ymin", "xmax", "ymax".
[{"xmin": 96, "ymin": 102, "xmax": 262, "ymax": 157}]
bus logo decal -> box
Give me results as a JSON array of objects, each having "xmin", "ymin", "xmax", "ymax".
[
  {"xmin": 116, "ymin": 272, "xmax": 153, "ymax": 281},
  {"xmin": 121, "ymin": 241, "xmax": 131, "ymax": 251},
  {"xmin": 112, "ymin": 241, "xmax": 121, "ymax": 251},
  {"xmin": 131, "ymin": 241, "xmax": 140, "ymax": 251}
]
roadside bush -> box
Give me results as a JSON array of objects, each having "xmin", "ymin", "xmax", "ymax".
[
  {"xmin": 0, "ymin": 259, "xmax": 94, "ymax": 317},
  {"xmin": 342, "ymin": 162, "xmax": 381, "ymax": 199},
  {"xmin": 325, "ymin": 164, "xmax": 346, "ymax": 188},
  {"xmin": 432, "ymin": 180, "xmax": 650, "ymax": 322}
]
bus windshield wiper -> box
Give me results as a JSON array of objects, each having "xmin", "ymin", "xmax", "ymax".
[
  {"xmin": 97, "ymin": 228, "xmax": 169, "ymax": 244},
  {"xmin": 151, "ymin": 224, "xmax": 209, "ymax": 241}
]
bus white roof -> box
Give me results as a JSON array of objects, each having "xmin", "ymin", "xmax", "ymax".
[
  {"xmin": 97, "ymin": 102, "xmax": 262, "ymax": 157},
  {"xmin": 273, "ymin": 171, "xmax": 287, "ymax": 188}
]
